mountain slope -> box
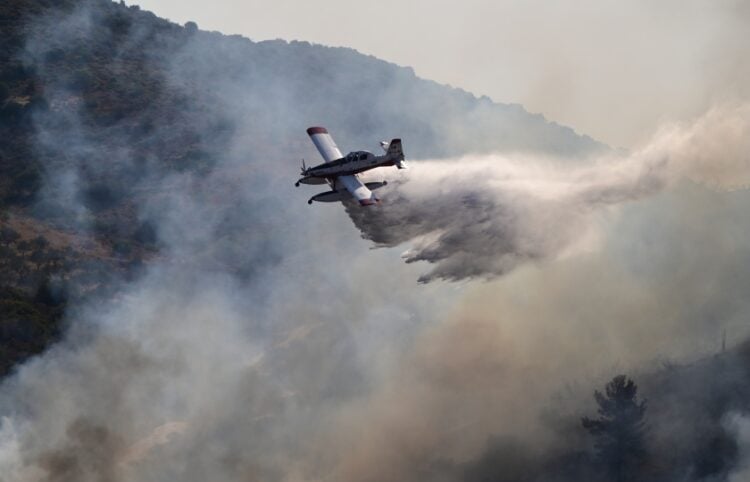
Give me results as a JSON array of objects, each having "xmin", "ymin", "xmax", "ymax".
[{"xmin": 0, "ymin": 0, "xmax": 604, "ymax": 373}]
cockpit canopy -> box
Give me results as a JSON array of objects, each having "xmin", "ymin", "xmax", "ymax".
[{"xmin": 344, "ymin": 151, "xmax": 371, "ymax": 162}]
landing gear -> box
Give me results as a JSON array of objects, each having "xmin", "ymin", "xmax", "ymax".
[
  {"xmin": 308, "ymin": 199, "xmax": 313, "ymax": 205},
  {"xmin": 295, "ymin": 181, "xmax": 300, "ymax": 187}
]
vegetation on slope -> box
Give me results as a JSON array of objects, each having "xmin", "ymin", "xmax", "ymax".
[{"xmin": 0, "ymin": 0, "xmax": 605, "ymax": 374}]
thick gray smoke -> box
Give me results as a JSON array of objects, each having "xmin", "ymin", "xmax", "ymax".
[
  {"xmin": 2, "ymin": 1, "xmax": 750, "ymax": 481},
  {"xmin": 727, "ymin": 414, "xmax": 750, "ymax": 482}
]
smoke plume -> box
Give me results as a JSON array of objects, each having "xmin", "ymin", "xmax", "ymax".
[
  {"xmin": 1, "ymin": 1, "xmax": 750, "ymax": 481},
  {"xmin": 349, "ymin": 102, "xmax": 750, "ymax": 282}
]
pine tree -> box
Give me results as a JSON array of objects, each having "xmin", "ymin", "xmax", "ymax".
[{"xmin": 582, "ymin": 375, "xmax": 647, "ymax": 482}]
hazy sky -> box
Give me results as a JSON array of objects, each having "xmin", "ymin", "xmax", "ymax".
[{"xmin": 134, "ymin": 0, "xmax": 749, "ymax": 148}]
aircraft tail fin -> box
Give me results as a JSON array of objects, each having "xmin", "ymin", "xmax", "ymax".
[{"xmin": 386, "ymin": 139, "xmax": 407, "ymax": 169}]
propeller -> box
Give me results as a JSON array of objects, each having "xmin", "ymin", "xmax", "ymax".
[{"xmin": 295, "ymin": 159, "xmax": 307, "ymax": 187}]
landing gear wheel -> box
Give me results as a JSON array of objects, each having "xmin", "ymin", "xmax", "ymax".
[
  {"xmin": 295, "ymin": 182, "xmax": 300, "ymax": 187},
  {"xmin": 308, "ymin": 200, "xmax": 313, "ymax": 205}
]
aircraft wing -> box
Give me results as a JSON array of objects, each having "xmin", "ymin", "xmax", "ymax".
[
  {"xmin": 337, "ymin": 175, "xmax": 379, "ymax": 206},
  {"xmin": 307, "ymin": 127, "xmax": 343, "ymax": 163}
]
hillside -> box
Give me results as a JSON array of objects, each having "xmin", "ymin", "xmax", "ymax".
[
  {"xmin": 462, "ymin": 340, "xmax": 750, "ymax": 481},
  {"xmin": 0, "ymin": 0, "xmax": 605, "ymax": 374},
  {"xmin": 3, "ymin": 3, "xmax": 750, "ymax": 481}
]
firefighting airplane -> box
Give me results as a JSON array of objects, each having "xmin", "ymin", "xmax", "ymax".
[{"xmin": 295, "ymin": 127, "xmax": 406, "ymax": 206}]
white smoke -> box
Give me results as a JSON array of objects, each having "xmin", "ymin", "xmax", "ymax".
[
  {"xmin": 726, "ymin": 413, "xmax": 750, "ymax": 482},
  {"xmin": 3, "ymin": 1, "xmax": 750, "ymax": 480},
  {"xmin": 349, "ymin": 102, "xmax": 750, "ymax": 282}
]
